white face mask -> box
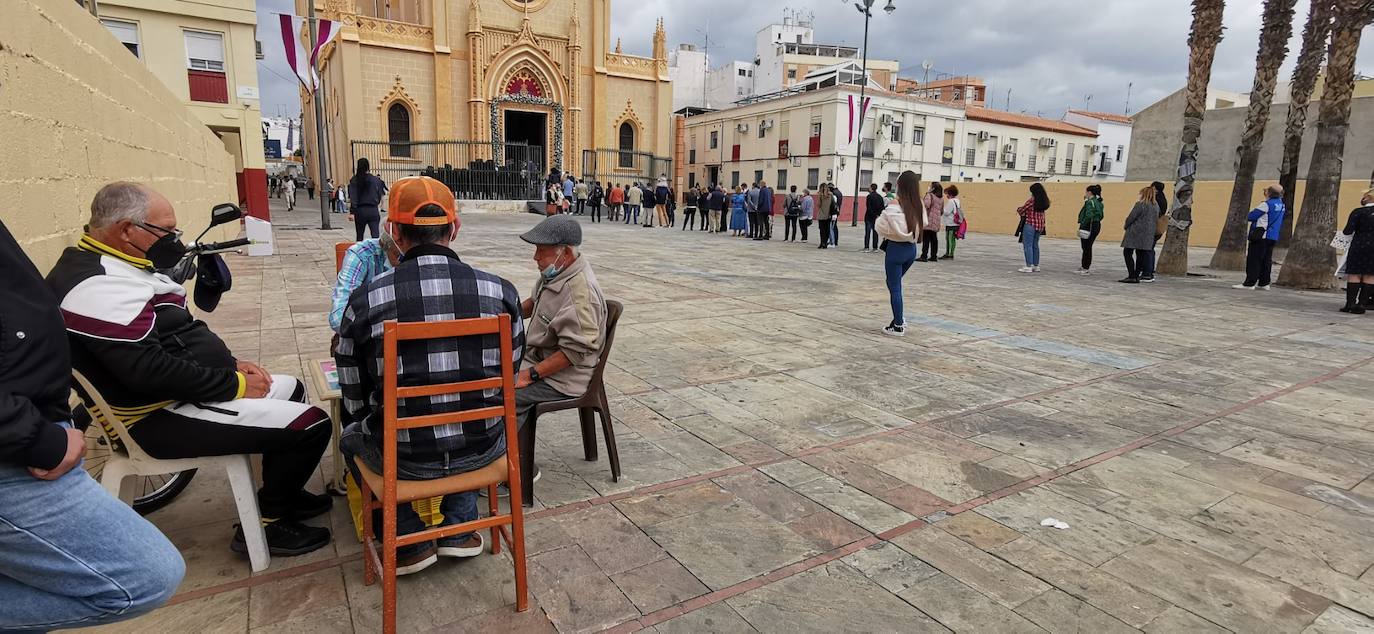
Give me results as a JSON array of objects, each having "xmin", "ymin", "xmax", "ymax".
[{"xmin": 541, "ymin": 248, "xmax": 567, "ymax": 280}]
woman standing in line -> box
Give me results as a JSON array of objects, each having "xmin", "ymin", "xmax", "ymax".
[
  {"xmin": 347, "ymin": 157, "xmax": 386, "ymax": 241},
  {"xmin": 544, "ymin": 182, "xmax": 563, "ymax": 216},
  {"xmin": 918, "ymin": 183, "xmax": 943, "ymax": 263},
  {"xmin": 784, "ymin": 185, "xmax": 802, "ymax": 242},
  {"xmin": 1338, "ymin": 189, "xmax": 1374, "ymax": 313},
  {"xmin": 941, "ymin": 185, "xmax": 963, "ymax": 260},
  {"xmin": 1119, "ymin": 185, "xmax": 1160, "ymax": 284},
  {"xmin": 876, "ymin": 171, "xmax": 924, "ymax": 336},
  {"xmin": 682, "ymin": 186, "xmax": 698, "ymax": 231},
  {"xmin": 815, "ymin": 183, "xmax": 836, "ymax": 248},
  {"xmin": 1016, "ymin": 183, "xmax": 1050, "ymax": 273},
  {"xmin": 729, "ymin": 186, "xmax": 748, "ymax": 236},
  {"xmin": 799, "ymin": 188, "xmax": 814, "ymax": 242},
  {"xmin": 1077, "ymin": 184, "xmax": 1104, "ymax": 275},
  {"xmin": 588, "ymin": 181, "xmax": 605, "ymax": 223}
]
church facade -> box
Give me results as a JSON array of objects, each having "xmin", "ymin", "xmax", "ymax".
[{"xmin": 300, "ymin": 0, "xmax": 672, "ymax": 197}]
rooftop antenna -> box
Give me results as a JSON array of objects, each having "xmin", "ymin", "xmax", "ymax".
[
  {"xmin": 1125, "ymin": 82, "xmax": 1133, "ymax": 115},
  {"xmin": 1084, "ymin": 94, "xmax": 1093, "ymax": 111},
  {"xmin": 921, "ymin": 59, "xmax": 934, "ymax": 86}
]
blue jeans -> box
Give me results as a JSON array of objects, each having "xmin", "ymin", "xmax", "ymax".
[
  {"xmin": 884, "ymin": 241, "xmax": 917, "ymax": 326},
  {"xmin": 864, "ymin": 220, "xmax": 879, "ymax": 250},
  {"xmin": 624, "ymin": 205, "xmax": 641, "ymax": 224},
  {"xmin": 1022, "ymin": 228, "xmax": 1041, "ymax": 266},
  {"xmin": 0, "ymin": 460, "xmax": 184, "ymax": 632},
  {"xmin": 340, "ymin": 423, "xmax": 503, "ymax": 551}
]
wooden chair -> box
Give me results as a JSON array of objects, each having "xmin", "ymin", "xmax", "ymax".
[
  {"xmin": 519, "ymin": 299, "xmax": 624, "ymax": 507},
  {"xmin": 334, "ymin": 241, "xmax": 354, "ymax": 273},
  {"xmin": 355, "ymin": 315, "xmax": 528, "ymax": 634},
  {"xmin": 73, "ymin": 370, "xmax": 272, "ymax": 572}
]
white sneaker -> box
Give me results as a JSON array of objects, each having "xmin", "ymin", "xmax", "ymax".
[
  {"xmin": 1232, "ymin": 284, "xmax": 1254, "ymax": 290},
  {"xmin": 883, "ymin": 324, "xmax": 906, "ymax": 337},
  {"xmin": 1033, "ymin": 265, "xmax": 1041, "ymax": 272},
  {"xmin": 1257, "ymin": 285, "xmax": 1272, "ymax": 291},
  {"xmin": 1018, "ymin": 266, "xmax": 1035, "ymax": 273}
]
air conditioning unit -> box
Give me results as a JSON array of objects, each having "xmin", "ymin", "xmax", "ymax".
[
  {"xmin": 977, "ymin": 131, "xmax": 991, "ymax": 142},
  {"xmin": 736, "ymin": 123, "xmax": 750, "ymax": 133},
  {"xmin": 762, "ymin": 120, "xmax": 774, "ymax": 130},
  {"xmin": 1002, "ymin": 144, "xmax": 1014, "ymax": 153},
  {"xmin": 1039, "ymin": 138, "xmax": 1058, "ymax": 148},
  {"xmin": 1003, "ymin": 152, "xmax": 1017, "ymax": 164},
  {"xmin": 879, "ymin": 113, "xmax": 894, "ymax": 126}
]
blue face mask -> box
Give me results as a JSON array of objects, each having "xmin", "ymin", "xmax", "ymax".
[{"xmin": 541, "ymin": 249, "xmax": 566, "ymax": 280}]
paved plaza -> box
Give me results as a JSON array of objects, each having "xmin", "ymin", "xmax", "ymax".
[{"xmin": 85, "ymin": 200, "xmax": 1374, "ymax": 633}]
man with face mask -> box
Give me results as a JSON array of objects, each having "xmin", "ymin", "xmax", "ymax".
[
  {"xmin": 512, "ymin": 215, "xmax": 607, "ymax": 493},
  {"xmin": 47, "ymin": 182, "xmax": 335, "ymax": 558}
]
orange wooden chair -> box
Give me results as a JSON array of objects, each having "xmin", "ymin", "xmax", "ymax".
[
  {"xmin": 354, "ymin": 315, "xmax": 528, "ymax": 633},
  {"xmin": 334, "ymin": 241, "xmax": 354, "ymax": 273}
]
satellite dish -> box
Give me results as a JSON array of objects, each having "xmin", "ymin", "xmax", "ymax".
[{"xmin": 921, "ymin": 60, "xmax": 934, "ymax": 72}]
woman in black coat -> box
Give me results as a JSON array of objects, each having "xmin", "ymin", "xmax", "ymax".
[
  {"xmin": 347, "ymin": 158, "xmax": 387, "ymax": 241},
  {"xmin": 1340, "ymin": 188, "xmax": 1374, "ymax": 313}
]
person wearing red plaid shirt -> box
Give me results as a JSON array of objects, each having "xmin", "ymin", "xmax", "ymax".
[{"xmin": 1017, "ymin": 182, "xmax": 1051, "ymax": 273}]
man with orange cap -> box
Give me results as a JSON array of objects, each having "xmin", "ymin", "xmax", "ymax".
[{"xmin": 335, "ymin": 176, "xmax": 525, "ymax": 576}]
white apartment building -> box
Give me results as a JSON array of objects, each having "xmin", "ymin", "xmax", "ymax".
[
  {"xmin": 706, "ymin": 61, "xmax": 756, "ymax": 109},
  {"xmin": 1062, "ymin": 110, "xmax": 1133, "ymax": 181},
  {"xmin": 680, "ymin": 85, "xmax": 1098, "ymax": 197},
  {"xmin": 669, "ymin": 44, "xmax": 711, "ymax": 112}
]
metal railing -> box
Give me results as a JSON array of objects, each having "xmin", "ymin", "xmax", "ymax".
[
  {"xmin": 580, "ymin": 149, "xmax": 673, "ymax": 187},
  {"xmin": 350, "ymin": 140, "xmax": 546, "ymax": 200}
]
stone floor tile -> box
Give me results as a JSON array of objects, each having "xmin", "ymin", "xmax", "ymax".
[
  {"xmin": 975, "ymin": 488, "xmax": 1156, "ymax": 566},
  {"xmin": 1191, "ymin": 494, "xmax": 1374, "ymax": 575},
  {"xmin": 1013, "ymin": 588, "xmax": 1136, "ymax": 634},
  {"xmin": 784, "ymin": 509, "xmax": 871, "ymax": 551},
  {"xmin": 1100, "ymin": 539, "xmax": 1330, "ymax": 632},
  {"xmin": 716, "ymin": 471, "xmax": 826, "ymax": 524},
  {"xmin": 719, "ymin": 440, "xmax": 788, "ymax": 464},
  {"xmin": 248, "ymin": 568, "xmax": 349, "ymax": 629},
  {"xmin": 991, "ymin": 537, "xmax": 1172, "ymax": 628},
  {"xmin": 1141, "ymin": 607, "xmax": 1228, "ymax": 633},
  {"xmin": 727, "ymin": 562, "xmax": 949, "ymax": 633},
  {"xmin": 1302, "ymin": 605, "xmax": 1374, "ymax": 633},
  {"xmin": 527, "ymin": 546, "xmax": 640, "ymax": 633},
  {"xmin": 1096, "ymin": 496, "xmax": 1264, "ymax": 564},
  {"xmin": 95, "ymin": 588, "xmax": 249, "ymax": 634},
  {"xmin": 1222, "ymin": 438, "xmax": 1373, "ymax": 489},
  {"xmin": 790, "ymin": 475, "xmax": 916, "ymax": 534},
  {"xmin": 159, "ymin": 518, "xmax": 253, "ymax": 593},
  {"xmin": 613, "ymin": 481, "xmax": 736, "ymax": 528},
  {"xmin": 251, "ymin": 605, "xmax": 353, "ymax": 634},
  {"xmin": 891, "ymin": 525, "xmax": 1050, "ymax": 608},
  {"xmin": 897, "ymin": 573, "xmax": 1045, "ymax": 633},
  {"xmin": 935, "ymin": 512, "xmax": 1022, "ymax": 550},
  {"xmin": 756, "ymin": 459, "xmax": 828, "ymax": 488},
  {"xmin": 651, "ymin": 603, "xmax": 758, "ymax": 633},
  {"xmin": 872, "ymin": 485, "xmax": 952, "ymax": 518},
  {"xmin": 528, "ymin": 504, "xmax": 667, "ymax": 576},
  {"xmin": 1072, "ymin": 453, "xmax": 1232, "ymax": 515},
  {"xmin": 840, "ymin": 541, "xmax": 940, "ymax": 595},
  {"xmin": 610, "ymin": 558, "xmax": 710, "ymax": 614},
  {"xmin": 645, "ymin": 500, "xmax": 820, "ymax": 590},
  {"xmin": 432, "ymin": 601, "xmax": 557, "ymax": 633},
  {"xmin": 1243, "ymin": 548, "xmax": 1374, "ymax": 617},
  {"xmin": 1262, "ymin": 471, "xmax": 1374, "ymax": 519}
]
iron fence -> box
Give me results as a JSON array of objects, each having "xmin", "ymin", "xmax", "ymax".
[
  {"xmin": 350, "ymin": 140, "xmax": 546, "ymax": 200},
  {"xmin": 580, "ymin": 149, "xmax": 673, "ymax": 187}
]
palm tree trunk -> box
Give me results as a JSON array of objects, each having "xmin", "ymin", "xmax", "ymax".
[
  {"xmin": 1277, "ymin": 0, "xmax": 1336, "ymax": 247},
  {"xmin": 1210, "ymin": 0, "xmax": 1297, "ymax": 270},
  {"xmin": 1276, "ymin": 0, "xmax": 1373, "ymax": 288},
  {"xmin": 1157, "ymin": 0, "xmax": 1227, "ymax": 276}
]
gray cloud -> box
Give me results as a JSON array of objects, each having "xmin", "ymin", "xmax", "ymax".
[{"xmin": 258, "ymin": 1, "xmax": 1373, "ymax": 124}]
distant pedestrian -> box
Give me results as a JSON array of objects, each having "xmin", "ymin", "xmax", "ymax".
[
  {"xmin": 875, "ymin": 171, "xmax": 923, "ymax": 336},
  {"xmin": 729, "ymin": 186, "xmax": 748, "ymax": 236},
  {"xmin": 1233, "ymin": 184, "xmax": 1287, "ymax": 291},
  {"xmin": 1338, "ymin": 188, "xmax": 1374, "ymax": 313},
  {"xmin": 863, "ymin": 183, "xmax": 884, "ymax": 253},
  {"xmin": 784, "ymin": 185, "xmax": 802, "ymax": 242},
  {"xmin": 608, "ymin": 183, "xmax": 624, "ymax": 221},
  {"xmin": 829, "ymin": 184, "xmax": 844, "ymax": 246},
  {"xmin": 589, "ymin": 181, "xmax": 604, "ymax": 222},
  {"xmin": 756, "ymin": 180, "xmax": 774, "ymax": 240},
  {"xmin": 709, "ymin": 185, "xmax": 725, "ymax": 232},
  {"xmin": 655, "ymin": 177, "xmax": 671, "ymax": 227},
  {"xmin": 799, "ymin": 188, "xmax": 814, "ymax": 242},
  {"xmin": 745, "ymin": 183, "xmax": 760, "ymax": 239},
  {"xmin": 918, "ymin": 182, "xmax": 943, "ymax": 262},
  {"xmin": 545, "ymin": 183, "xmax": 563, "ymax": 216},
  {"xmin": 682, "ymin": 187, "xmax": 698, "ymax": 231},
  {"xmin": 1143, "ymin": 181, "xmax": 1169, "ymax": 282},
  {"xmin": 1120, "ymin": 185, "xmax": 1160, "ymax": 284},
  {"xmin": 642, "ymin": 183, "xmax": 658, "ymax": 228},
  {"xmin": 348, "ymin": 158, "xmax": 386, "ymax": 240},
  {"xmin": 306, "ymin": 177, "xmax": 316, "ymax": 200},
  {"xmin": 1017, "ymin": 182, "xmax": 1050, "ymax": 273},
  {"xmin": 882, "ymin": 181, "xmax": 896, "ymax": 202},
  {"xmin": 574, "ymin": 179, "xmax": 588, "ymax": 215},
  {"xmin": 625, "ymin": 182, "xmax": 643, "ymax": 225},
  {"xmin": 283, "ymin": 174, "xmax": 297, "ymax": 211},
  {"xmin": 816, "ymin": 183, "xmax": 835, "ymax": 249},
  {"xmin": 942, "ymin": 185, "xmax": 963, "ymax": 260},
  {"xmin": 563, "ymin": 175, "xmax": 575, "ymax": 202},
  {"xmin": 1077, "ymin": 184, "xmax": 1104, "ymax": 274}
]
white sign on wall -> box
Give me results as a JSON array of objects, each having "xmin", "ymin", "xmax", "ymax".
[{"xmin": 236, "ymin": 85, "xmax": 260, "ymax": 100}]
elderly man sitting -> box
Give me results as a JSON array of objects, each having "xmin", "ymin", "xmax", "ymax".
[
  {"xmin": 46, "ymin": 182, "xmax": 334, "ymax": 557},
  {"xmin": 329, "ymin": 232, "xmax": 401, "ymax": 333},
  {"xmin": 513, "ymin": 215, "xmax": 607, "ymax": 485},
  {"xmin": 335, "ymin": 176, "xmax": 524, "ymax": 576}
]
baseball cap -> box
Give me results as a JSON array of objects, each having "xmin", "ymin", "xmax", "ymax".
[{"xmin": 388, "ymin": 176, "xmax": 456, "ymax": 226}]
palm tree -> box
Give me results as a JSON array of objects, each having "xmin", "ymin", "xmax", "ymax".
[
  {"xmin": 1209, "ymin": 0, "xmax": 1297, "ymax": 271},
  {"xmin": 1276, "ymin": 0, "xmax": 1374, "ymax": 288},
  {"xmin": 1277, "ymin": 0, "xmax": 1336, "ymax": 247},
  {"xmin": 1157, "ymin": 0, "xmax": 1227, "ymax": 276}
]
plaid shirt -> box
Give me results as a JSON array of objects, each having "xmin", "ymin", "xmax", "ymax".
[
  {"xmin": 1018, "ymin": 198, "xmax": 1047, "ymax": 233},
  {"xmin": 329, "ymin": 239, "xmax": 391, "ymax": 332},
  {"xmin": 335, "ymin": 244, "xmax": 524, "ymax": 461}
]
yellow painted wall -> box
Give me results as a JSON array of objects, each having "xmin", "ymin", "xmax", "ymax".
[
  {"xmin": 953, "ymin": 180, "xmax": 1371, "ymax": 247},
  {"xmin": 2, "ymin": 0, "xmax": 237, "ymax": 271}
]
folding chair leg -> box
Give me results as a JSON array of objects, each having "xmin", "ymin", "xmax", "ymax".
[
  {"xmin": 598, "ymin": 403, "xmax": 622, "ymax": 482},
  {"xmin": 578, "ymin": 408, "xmax": 598, "ymax": 462},
  {"xmin": 487, "ymin": 484, "xmax": 501, "ymax": 555},
  {"xmin": 518, "ymin": 418, "xmax": 537, "ymax": 508},
  {"xmin": 361, "ymin": 478, "xmax": 376, "ymax": 586},
  {"xmin": 225, "ymin": 457, "xmax": 270, "ymax": 573}
]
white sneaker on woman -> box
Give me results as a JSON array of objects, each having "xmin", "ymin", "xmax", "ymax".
[
  {"xmin": 883, "ymin": 324, "xmax": 906, "ymax": 337},
  {"xmin": 1018, "ymin": 266, "xmax": 1035, "ymax": 273},
  {"xmin": 1032, "ymin": 265, "xmax": 1041, "ymax": 272}
]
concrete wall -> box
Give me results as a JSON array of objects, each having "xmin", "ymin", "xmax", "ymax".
[
  {"xmin": 1127, "ymin": 88, "xmax": 1374, "ymax": 183},
  {"xmin": 951, "ymin": 180, "xmax": 1370, "ymax": 248},
  {"xmin": 1, "ymin": 0, "xmax": 236, "ymax": 271}
]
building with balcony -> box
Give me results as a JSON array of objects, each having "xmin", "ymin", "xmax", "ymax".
[
  {"xmin": 895, "ymin": 76, "xmax": 986, "ymax": 108},
  {"xmin": 1062, "ymin": 110, "xmax": 1133, "ymax": 182},
  {"xmin": 95, "ymin": 0, "xmax": 269, "ymax": 218},
  {"xmin": 299, "ymin": 0, "xmax": 673, "ymax": 197}
]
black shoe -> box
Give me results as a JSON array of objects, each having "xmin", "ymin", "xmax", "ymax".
[
  {"xmin": 267, "ymin": 491, "xmax": 333, "ymax": 522},
  {"xmin": 1341, "ymin": 304, "xmax": 1367, "ymax": 314},
  {"xmin": 916, "ymin": 257, "xmax": 928, "ymax": 262},
  {"xmin": 232, "ymin": 520, "xmax": 331, "ymax": 557},
  {"xmin": 1119, "ymin": 277, "xmax": 1140, "ymax": 284}
]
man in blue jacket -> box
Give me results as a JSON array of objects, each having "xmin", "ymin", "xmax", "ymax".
[
  {"xmin": 754, "ymin": 181, "xmax": 774, "ymax": 241},
  {"xmin": 1235, "ymin": 184, "xmax": 1287, "ymax": 290}
]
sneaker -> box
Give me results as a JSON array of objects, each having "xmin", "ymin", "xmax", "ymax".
[
  {"xmin": 395, "ymin": 541, "xmax": 439, "ymax": 576},
  {"xmin": 1032, "ymin": 265, "xmax": 1041, "ymax": 272},
  {"xmin": 1232, "ymin": 284, "xmax": 1254, "ymax": 290},
  {"xmin": 231, "ymin": 520, "xmax": 331, "ymax": 557},
  {"xmin": 861, "ymin": 248, "xmax": 870, "ymax": 253},
  {"xmin": 1140, "ymin": 277, "xmax": 1156, "ymax": 284},
  {"xmin": 1077, "ymin": 269, "xmax": 1092, "ymax": 276},
  {"xmin": 1256, "ymin": 285, "xmax": 1271, "ymax": 291},
  {"xmin": 437, "ymin": 532, "xmax": 485, "ymax": 558},
  {"xmin": 1119, "ymin": 277, "xmax": 1140, "ymax": 284},
  {"xmin": 940, "ymin": 255, "xmax": 952, "ymax": 260},
  {"xmin": 1018, "ymin": 266, "xmax": 1035, "ymax": 273},
  {"xmin": 883, "ymin": 324, "xmax": 906, "ymax": 337},
  {"xmin": 479, "ymin": 465, "xmax": 542, "ymax": 498},
  {"xmin": 917, "ymin": 257, "xmax": 929, "ymax": 262}
]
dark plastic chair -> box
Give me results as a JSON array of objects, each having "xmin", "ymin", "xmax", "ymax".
[{"xmin": 519, "ymin": 299, "xmax": 623, "ymax": 507}]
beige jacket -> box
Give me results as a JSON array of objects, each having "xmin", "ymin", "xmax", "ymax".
[{"xmin": 525, "ymin": 255, "xmax": 607, "ymax": 397}]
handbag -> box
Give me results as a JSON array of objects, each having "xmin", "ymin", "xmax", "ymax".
[
  {"xmin": 1331, "ymin": 231, "xmax": 1353, "ymax": 251},
  {"xmin": 1015, "ymin": 216, "xmax": 1026, "ymax": 237},
  {"xmin": 1077, "ymin": 228, "xmax": 1092, "ymax": 240}
]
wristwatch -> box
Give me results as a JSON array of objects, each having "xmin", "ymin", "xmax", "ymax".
[{"xmin": 528, "ymin": 367, "xmax": 541, "ymax": 382}]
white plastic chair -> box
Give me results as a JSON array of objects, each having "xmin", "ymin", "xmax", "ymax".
[{"xmin": 72, "ymin": 370, "xmax": 271, "ymax": 572}]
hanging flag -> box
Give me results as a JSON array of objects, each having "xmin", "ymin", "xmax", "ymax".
[
  {"xmin": 311, "ymin": 19, "xmax": 343, "ymax": 73},
  {"xmin": 278, "ymin": 14, "xmax": 343, "ymax": 92},
  {"xmin": 847, "ymin": 95, "xmax": 872, "ymax": 144},
  {"xmin": 847, "ymin": 95, "xmax": 855, "ymax": 144}
]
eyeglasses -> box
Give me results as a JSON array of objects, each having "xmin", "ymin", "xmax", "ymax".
[{"xmin": 136, "ymin": 221, "xmax": 183, "ymax": 241}]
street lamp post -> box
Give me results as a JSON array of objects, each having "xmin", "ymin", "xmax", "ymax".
[{"xmin": 849, "ymin": 0, "xmax": 895, "ymax": 226}]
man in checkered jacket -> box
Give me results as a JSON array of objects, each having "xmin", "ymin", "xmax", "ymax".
[{"xmin": 335, "ymin": 176, "xmax": 524, "ymax": 576}]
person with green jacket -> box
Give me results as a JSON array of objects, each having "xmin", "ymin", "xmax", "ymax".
[{"xmin": 1077, "ymin": 184, "xmax": 1105, "ymax": 275}]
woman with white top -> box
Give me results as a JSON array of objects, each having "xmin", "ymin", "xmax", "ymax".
[
  {"xmin": 876, "ymin": 171, "xmax": 924, "ymax": 336},
  {"xmin": 941, "ymin": 185, "xmax": 963, "ymax": 260}
]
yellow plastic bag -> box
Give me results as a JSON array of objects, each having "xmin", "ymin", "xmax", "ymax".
[{"xmin": 345, "ymin": 472, "xmax": 445, "ymax": 541}]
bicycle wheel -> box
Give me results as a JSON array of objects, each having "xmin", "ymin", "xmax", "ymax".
[{"xmin": 83, "ymin": 424, "xmax": 197, "ymax": 515}]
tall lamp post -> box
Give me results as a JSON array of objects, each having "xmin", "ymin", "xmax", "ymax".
[{"xmin": 849, "ymin": 0, "xmax": 895, "ymax": 226}]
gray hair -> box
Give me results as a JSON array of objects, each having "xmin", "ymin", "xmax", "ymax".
[{"xmin": 90, "ymin": 182, "xmax": 150, "ymax": 230}]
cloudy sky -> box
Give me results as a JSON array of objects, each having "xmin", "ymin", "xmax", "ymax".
[{"xmin": 256, "ymin": 0, "xmax": 1373, "ymax": 121}]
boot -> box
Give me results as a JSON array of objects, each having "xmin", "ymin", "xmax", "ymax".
[
  {"xmin": 1362, "ymin": 283, "xmax": 1374, "ymax": 308},
  {"xmin": 1341, "ymin": 284, "xmax": 1366, "ymax": 314}
]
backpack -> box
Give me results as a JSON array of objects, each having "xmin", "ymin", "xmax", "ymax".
[{"xmin": 786, "ymin": 195, "xmax": 802, "ymax": 216}]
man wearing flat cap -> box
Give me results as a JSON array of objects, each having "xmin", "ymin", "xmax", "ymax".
[{"xmin": 515, "ymin": 215, "xmax": 607, "ymax": 483}]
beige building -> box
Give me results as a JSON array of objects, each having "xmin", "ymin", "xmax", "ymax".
[
  {"xmin": 679, "ymin": 85, "xmax": 1098, "ymax": 217},
  {"xmin": 95, "ymin": 0, "xmax": 269, "ymax": 219},
  {"xmin": 300, "ymin": 0, "xmax": 673, "ymax": 197}
]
